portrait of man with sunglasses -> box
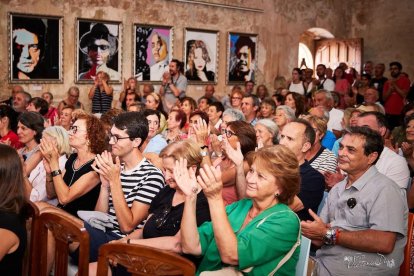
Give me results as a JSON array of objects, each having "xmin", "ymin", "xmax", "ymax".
[
  {"xmin": 78, "ymin": 22, "xmax": 120, "ymax": 81},
  {"xmin": 229, "ymin": 35, "xmax": 256, "ymax": 82}
]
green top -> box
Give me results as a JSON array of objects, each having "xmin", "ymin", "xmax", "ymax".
[{"xmin": 197, "ymin": 199, "xmax": 300, "ymax": 275}]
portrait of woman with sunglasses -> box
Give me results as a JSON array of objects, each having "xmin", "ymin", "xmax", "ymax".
[
  {"xmin": 88, "ymin": 140, "xmax": 211, "ymax": 275},
  {"xmin": 36, "ymin": 114, "xmax": 107, "ymax": 218}
]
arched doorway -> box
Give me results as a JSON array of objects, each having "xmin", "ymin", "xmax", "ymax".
[{"xmin": 298, "ymin": 28, "xmax": 334, "ymax": 71}]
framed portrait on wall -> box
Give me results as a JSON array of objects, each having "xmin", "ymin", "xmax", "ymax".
[
  {"xmin": 8, "ymin": 13, "xmax": 63, "ymax": 83},
  {"xmin": 184, "ymin": 28, "xmax": 219, "ymax": 84},
  {"xmin": 227, "ymin": 32, "xmax": 258, "ymax": 84},
  {"xmin": 133, "ymin": 24, "xmax": 173, "ymax": 82},
  {"xmin": 76, "ymin": 18, "xmax": 122, "ymax": 83}
]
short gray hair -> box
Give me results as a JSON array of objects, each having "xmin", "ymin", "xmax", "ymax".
[
  {"xmin": 223, "ymin": 108, "xmax": 245, "ymax": 122},
  {"xmin": 276, "ymin": 105, "xmax": 296, "ymax": 121},
  {"xmin": 256, "ymin": 119, "xmax": 279, "ymax": 136},
  {"xmin": 315, "ymin": 89, "xmax": 333, "ymax": 102}
]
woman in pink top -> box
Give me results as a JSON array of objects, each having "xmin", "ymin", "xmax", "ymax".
[
  {"xmin": 0, "ymin": 105, "xmax": 23, "ymax": 149},
  {"xmin": 333, "ymin": 67, "xmax": 351, "ymax": 109}
]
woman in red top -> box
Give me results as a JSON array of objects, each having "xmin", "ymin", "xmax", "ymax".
[{"xmin": 0, "ymin": 105, "xmax": 23, "ymax": 149}]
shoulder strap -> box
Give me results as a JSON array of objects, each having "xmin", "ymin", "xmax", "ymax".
[{"xmin": 268, "ymin": 212, "xmax": 301, "ymax": 275}]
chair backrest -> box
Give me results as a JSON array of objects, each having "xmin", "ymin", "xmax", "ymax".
[
  {"xmin": 36, "ymin": 212, "xmax": 90, "ymax": 276},
  {"xmin": 317, "ymin": 191, "xmax": 329, "ymax": 215},
  {"xmin": 295, "ymin": 236, "xmax": 311, "ymax": 276},
  {"xmin": 96, "ymin": 243, "xmax": 196, "ymax": 276},
  {"xmin": 399, "ymin": 212, "xmax": 414, "ymax": 276},
  {"xmin": 21, "ymin": 201, "xmax": 40, "ymax": 276}
]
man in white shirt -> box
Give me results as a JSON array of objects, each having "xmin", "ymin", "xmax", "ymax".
[
  {"xmin": 315, "ymin": 64, "xmax": 335, "ymax": 92},
  {"xmin": 314, "ymin": 89, "xmax": 344, "ymax": 139}
]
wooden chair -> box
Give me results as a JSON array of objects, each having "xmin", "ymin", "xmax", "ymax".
[
  {"xmin": 36, "ymin": 211, "xmax": 90, "ymax": 276},
  {"xmin": 96, "ymin": 243, "xmax": 196, "ymax": 276},
  {"xmin": 21, "ymin": 201, "xmax": 40, "ymax": 276},
  {"xmin": 399, "ymin": 212, "xmax": 414, "ymax": 276}
]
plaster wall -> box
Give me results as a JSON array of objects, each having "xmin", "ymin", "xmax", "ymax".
[{"xmin": 0, "ymin": 0, "xmax": 411, "ymax": 110}]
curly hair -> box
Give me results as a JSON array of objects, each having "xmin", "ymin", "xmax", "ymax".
[
  {"xmin": 254, "ymin": 145, "xmax": 300, "ymax": 205},
  {"xmin": 76, "ymin": 114, "xmax": 107, "ymax": 154}
]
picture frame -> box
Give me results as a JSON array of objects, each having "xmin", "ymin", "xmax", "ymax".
[
  {"xmin": 184, "ymin": 28, "xmax": 219, "ymax": 84},
  {"xmin": 133, "ymin": 24, "xmax": 173, "ymax": 82},
  {"xmin": 227, "ymin": 32, "xmax": 258, "ymax": 84},
  {"xmin": 75, "ymin": 18, "xmax": 122, "ymax": 83},
  {"xmin": 8, "ymin": 13, "xmax": 63, "ymax": 83}
]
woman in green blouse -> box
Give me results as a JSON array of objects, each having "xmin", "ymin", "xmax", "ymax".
[{"xmin": 177, "ymin": 145, "xmax": 301, "ymax": 275}]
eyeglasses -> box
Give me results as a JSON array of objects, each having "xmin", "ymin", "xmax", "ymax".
[
  {"xmin": 69, "ymin": 125, "xmax": 87, "ymax": 135},
  {"xmin": 108, "ymin": 133, "xmax": 133, "ymax": 143},
  {"xmin": 88, "ymin": 44, "xmax": 110, "ymax": 51},
  {"xmin": 222, "ymin": 129, "xmax": 236, "ymax": 138}
]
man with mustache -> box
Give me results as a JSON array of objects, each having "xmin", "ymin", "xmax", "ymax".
[{"xmin": 302, "ymin": 126, "xmax": 407, "ymax": 275}]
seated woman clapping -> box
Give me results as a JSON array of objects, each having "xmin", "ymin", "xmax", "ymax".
[
  {"xmin": 180, "ymin": 145, "xmax": 301, "ymax": 275},
  {"xmin": 37, "ymin": 114, "xmax": 107, "ymax": 217},
  {"xmin": 88, "ymin": 140, "xmax": 211, "ymax": 275}
]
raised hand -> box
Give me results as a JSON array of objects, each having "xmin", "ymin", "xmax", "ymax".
[
  {"xmin": 223, "ymin": 134, "xmax": 243, "ymax": 167},
  {"xmin": 39, "ymin": 136, "xmax": 60, "ymax": 165},
  {"xmin": 323, "ymin": 166, "xmax": 345, "ymax": 190},
  {"xmin": 92, "ymin": 150, "xmax": 121, "ymax": 185},
  {"xmin": 173, "ymin": 158, "xmax": 199, "ymax": 196},
  {"xmin": 197, "ymin": 164, "xmax": 223, "ymax": 200},
  {"xmin": 193, "ymin": 118, "xmax": 210, "ymax": 146}
]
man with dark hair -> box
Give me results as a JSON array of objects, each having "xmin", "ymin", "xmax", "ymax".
[
  {"xmin": 124, "ymin": 93, "xmax": 140, "ymax": 111},
  {"xmin": 245, "ymin": 80, "xmax": 255, "ymax": 95},
  {"xmin": 241, "ymin": 95, "xmax": 260, "ymax": 126},
  {"xmin": 159, "ymin": 59, "xmax": 187, "ymax": 113},
  {"xmin": 12, "ymin": 17, "xmax": 46, "ymax": 79},
  {"xmin": 207, "ymin": 102, "xmax": 224, "ymax": 133},
  {"xmin": 82, "ymin": 111, "xmax": 165, "ymax": 262},
  {"xmin": 383, "ymin": 61, "xmax": 411, "ymax": 130},
  {"xmin": 315, "ymin": 64, "xmax": 335, "ymax": 91},
  {"xmin": 279, "ymin": 119, "xmax": 325, "ymax": 221},
  {"xmin": 302, "ymin": 126, "xmax": 407, "ymax": 276},
  {"xmin": 229, "ymin": 36, "xmax": 256, "ymax": 82},
  {"xmin": 26, "ymin": 97, "xmax": 49, "ymax": 116}
]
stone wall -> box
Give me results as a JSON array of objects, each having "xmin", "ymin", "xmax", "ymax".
[{"xmin": 1, "ymin": 0, "xmax": 412, "ymax": 110}]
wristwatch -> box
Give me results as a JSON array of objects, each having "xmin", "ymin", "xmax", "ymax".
[
  {"xmin": 200, "ymin": 150, "xmax": 209, "ymax": 157},
  {"xmin": 323, "ymin": 228, "xmax": 336, "ymax": 245},
  {"xmin": 51, "ymin": 169, "xmax": 62, "ymax": 177}
]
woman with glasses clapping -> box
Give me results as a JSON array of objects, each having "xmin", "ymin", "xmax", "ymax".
[{"xmin": 37, "ymin": 114, "xmax": 107, "ymax": 217}]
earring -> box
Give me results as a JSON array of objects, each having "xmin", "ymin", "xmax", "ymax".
[
  {"xmin": 274, "ymin": 193, "xmax": 279, "ymax": 198},
  {"xmin": 86, "ymin": 140, "xmax": 90, "ymax": 147}
]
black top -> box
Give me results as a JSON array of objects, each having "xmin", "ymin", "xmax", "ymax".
[
  {"xmin": 296, "ymin": 161, "xmax": 325, "ymax": 221},
  {"xmin": 58, "ymin": 153, "xmax": 101, "ymax": 217},
  {"xmin": 0, "ymin": 211, "xmax": 27, "ymax": 276},
  {"xmin": 185, "ymin": 70, "xmax": 215, "ymax": 82},
  {"xmin": 143, "ymin": 186, "xmax": 211, "ymax": 239}
]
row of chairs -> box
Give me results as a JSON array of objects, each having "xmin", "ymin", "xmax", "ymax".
[
  {"xmin": 23, "ymin": 202, "xmax": 195, "ymax": 276},
  {"xmin": 21, "ymin": 201, "xmax": 414, "ymax": 276}
]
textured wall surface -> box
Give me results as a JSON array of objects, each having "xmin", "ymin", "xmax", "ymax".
[{"xmin": 0, "ymin": 0, "xmax": 412, "ymax": 110}]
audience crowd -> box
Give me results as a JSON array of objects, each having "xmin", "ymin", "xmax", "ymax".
[{"xmin": 1, "ymin": 59, "xmax": 414, "ymax": 275}]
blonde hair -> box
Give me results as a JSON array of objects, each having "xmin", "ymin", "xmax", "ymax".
[
  {"xmin": 302, "ymin": 115, "xmax": 328, "ymax": 138},
  {"xmin": 160, "ymin": 140, "xmax": 202, "ymax": 168},
  {"xmin": 43, "ymin": 126, "xmax": 72, "ymax": 156},
  {"xmin": 253, "ymin": 145, "xmax": 300, "ymax": 205}
]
